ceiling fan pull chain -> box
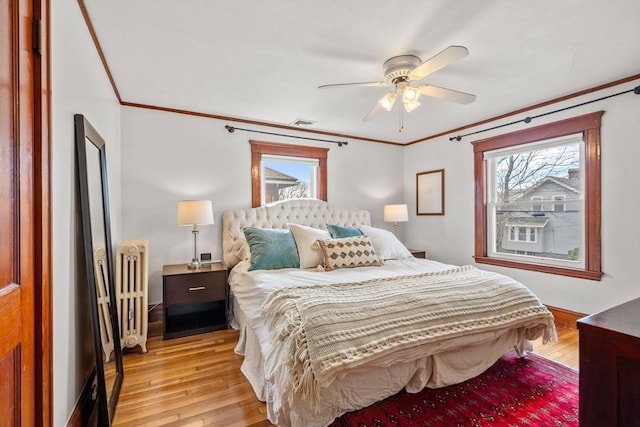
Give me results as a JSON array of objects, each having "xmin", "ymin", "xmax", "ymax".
[{"xmin": 398, "ymin": 101, "xmax": 404, "ymax": 133}]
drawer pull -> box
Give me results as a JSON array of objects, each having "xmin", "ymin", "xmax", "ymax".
[{"xmin": 188, "ymin": 286, "xmax": 206, "ymax": 291}]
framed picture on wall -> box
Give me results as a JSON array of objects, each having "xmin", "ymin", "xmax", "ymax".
[{"xmin": 416, "ymin": 169, "xmax": 444, "ymax": 215}]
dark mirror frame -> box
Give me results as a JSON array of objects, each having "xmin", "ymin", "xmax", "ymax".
[{"xmin": 75, "ymin": 114, "xmax": 124, "ymax": 425}]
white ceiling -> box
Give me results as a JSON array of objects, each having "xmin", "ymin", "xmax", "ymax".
[{"xmin": 83, "ymin": 0, "xmax": 640, "ymax": 144}]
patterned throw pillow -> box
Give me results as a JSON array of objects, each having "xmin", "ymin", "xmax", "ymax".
[{"xmin": 315, "ymin": 236, "xmax": 383, "ymax": 271}]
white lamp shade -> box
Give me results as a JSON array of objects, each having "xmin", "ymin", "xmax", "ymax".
[
  {"xmin": 177, "ymin": 200, "xmax": 214, "ymax": 226},
  {"xmin": 384, "ymin": 204, "xmax": 408, "ymax": 222}
]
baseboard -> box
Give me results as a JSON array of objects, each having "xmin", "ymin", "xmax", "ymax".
[
  {"xmin": 545, "ymin": 305, "xmax": 586, "ymax": 330},
  {"xmin": 67, "ymin": 368, "xmax": 95, "ymax": 427},
  {"xmin": 148, "ymin": 303, "xmax": 163, "ymax": 323}
]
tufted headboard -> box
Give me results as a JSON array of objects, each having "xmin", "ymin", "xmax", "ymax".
[{"xmin": 222, "ymin": 199, "xmax": 371, "ymax": 268}]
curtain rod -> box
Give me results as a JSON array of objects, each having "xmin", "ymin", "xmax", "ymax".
[
  {"xmin": 225, "ymin": 125, "xmax": 349, "ymax": 147},
  {"xmin": 450, "ymin": 84, "xmax": 640, "ymax": 142}
]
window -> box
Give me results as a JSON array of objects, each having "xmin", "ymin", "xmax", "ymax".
[
  {"xmin": 507, "ymin": 226, "xmax": 537, "ymax": 243},
  {"xmin": 530, "ymin": 196, "xmax": 543, "ymax": 212},
  {"xmin": 250, "ymin": 140, "xmax": 328, "ymax": 207},
  {"xmin": 487, "ymin": 133, "xmax": 581, "ymax": 265},
  {"xmin": 262, "ymin": 155, "xmax": 318, "ymax": 204},
  {"xmin": 553, "ymin": 195, "xmax": 566, "ymax": 212},
  {"xmin": 515, "ymin": 250, "xmax": 537, "ymax": 256},
  {"xmin": 472, "ymin": 112, "xmax": 603, "ymax": 280}
]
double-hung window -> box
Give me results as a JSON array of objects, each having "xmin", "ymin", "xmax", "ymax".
[
  {"xmin": 473, "ymin": 112, "xmax": 603, "ymax": 280},
  {"xmin": 485, "ymin": 133, "xmax": 582, "ymax": 268}
]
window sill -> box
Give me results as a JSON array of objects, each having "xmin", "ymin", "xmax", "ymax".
[{"xmin": 473, "ymin": 256, "xmax": 603, "ymax": 281}]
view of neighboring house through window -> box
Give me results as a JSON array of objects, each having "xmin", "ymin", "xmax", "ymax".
[
  {"xmin": 250, "ymin": 140, "xmax": 328, "ymax": 207},
  {"xmin": 485, "ymin": 133, "xmax": 583, "ymax": 268},
  {"xmin": 530, "ymin": 196, "xmax": 543, "ymax": 211},
  {"xmin": 261, "ymin": 155, "xmax": 318, "ymax": 204},
  {"xmin": 473, "ymin": 111, "xmax": 602, "ymax": 280},
  {"xmin": 553, "ymin": 195, "xmax": 566, "ymax": 212},
  {"xmin": 508, "ymin": 225, "xmax": 538, "ymax": 243}
]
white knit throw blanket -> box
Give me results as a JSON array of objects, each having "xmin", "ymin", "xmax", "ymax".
[{"xmin": 262, "ymin": 265, "xmax": 556, "ymax": 408}]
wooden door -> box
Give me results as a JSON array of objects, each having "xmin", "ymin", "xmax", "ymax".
[{"xmin": 0, "ymin": 0, "xmax": 50, "ymax": 425}]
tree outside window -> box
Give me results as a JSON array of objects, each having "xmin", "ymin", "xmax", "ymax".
[
  {"xmin": 472, "ymin": 112, "xmax": 603, "ymax": 280},
  {"xmin": 250, "ymin": 141, "xmax": 328, "ymax": 207},
  {"xmin": 488, "ymin": 137, "xmax": 581, "ymax": 264},
  {"xmin": 262, "ymin": 158, "xmax": 318, "ymax": 204}
]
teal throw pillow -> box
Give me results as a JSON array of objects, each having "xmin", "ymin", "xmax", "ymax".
[
  {"xmin": 243, "ymin": 227, "xmax": 300, "ymax": 271},
  {"xmin": 326, "ymin": 223, "xmax": 363, "ymax": 239}
]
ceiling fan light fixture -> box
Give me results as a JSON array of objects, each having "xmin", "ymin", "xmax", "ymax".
[
  {"xmin": 319, "ymin": 45, "xmax": 474, "ymax": 130},
  {"xmin": 403, "ymin": 98, "xmax": 421, "ymax": 113},
  {"xmin": 379, "ymin": 92, "xmax": 397, "ymax": 111},
  {"xmin": 402, "ymin": 85, "xmax": 420, "ymax": 102}
]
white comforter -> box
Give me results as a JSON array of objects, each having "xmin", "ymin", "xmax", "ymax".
[{"xmin": 229, "ymin": 258, "xmax": 555, "ymax": 426}]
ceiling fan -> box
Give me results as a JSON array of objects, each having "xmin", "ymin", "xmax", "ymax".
[{"xmin": 319, "ymin": 45, "xmax": 476, "ymax": 132}]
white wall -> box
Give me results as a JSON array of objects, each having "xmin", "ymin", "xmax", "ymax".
[
  {"xmin": 51, "ymin": 1, "xmax": 122, "ymax": 425},
  {"xmin": 49, "ymin": 2, "xmax": 638, "ymax": 422},
  {"xmin": 120, "ymin": 107, "xmax": 404, "ymax": 303},
  {"xmin": 403, "ymin": 81, "xmax": 640, "ymax": 315}
]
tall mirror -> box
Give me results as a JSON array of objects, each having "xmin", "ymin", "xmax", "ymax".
[{"xmin": 75, "ymin": 114, "xmax": 124, "ymax": 426}]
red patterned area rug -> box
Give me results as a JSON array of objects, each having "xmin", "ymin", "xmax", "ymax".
[{"xmin": 331, "ymin": 351, "xmax": 578, "ymax": 427}]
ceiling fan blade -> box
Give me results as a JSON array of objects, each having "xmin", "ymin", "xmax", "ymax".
[
  {"xmin": 418, "ymin": 84, "xmax": 476, "ymax": 104},
  {"xmin": 408, "ymin": 45, "xmax": 469, "ymax": 80},
  {"xmin": 363, "ymin": 101, "xmax": 383, "ymax": 121},
  {"xmin": 363, "ymin": 92, "xmax": 397, "ymax": 121},
  {"xmin": 318, "ymin": 81, "xmax": 387, "ymax": 89}
]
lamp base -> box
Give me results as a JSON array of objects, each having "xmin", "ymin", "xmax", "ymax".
[
  {"xmin": 187, "ymin": 259, "xmax": 202, "ymax": 269},
  {"xmin": 187, "ymin": 259, "xmax": 216, "ymax": 269}
]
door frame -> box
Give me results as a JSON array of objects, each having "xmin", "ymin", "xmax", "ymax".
[{"xmin": 34, "ymin": 0, "xmax": 52, "ymax": 424}]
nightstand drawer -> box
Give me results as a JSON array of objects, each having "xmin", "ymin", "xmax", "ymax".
[{"xmin": 164, "ymin": 272, "xmax": 225, "ymax": 306}]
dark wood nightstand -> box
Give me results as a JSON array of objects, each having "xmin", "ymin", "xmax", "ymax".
[
  {"xmin": 408, "ymin": 249, "xmax": 426, "ymax": 259},
  {"xmin": 162, "ymin": 262, "xmax": 228, "ymax": 340}
]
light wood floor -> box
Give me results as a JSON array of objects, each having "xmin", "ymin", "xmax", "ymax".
[{"xmin": 112, "ymin": 323, "xmax": 578, "ymax": 426}]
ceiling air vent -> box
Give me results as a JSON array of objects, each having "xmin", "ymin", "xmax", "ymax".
[{"xmin": 290, "ymin": 118, "xmax": 317, "ymax": 127}]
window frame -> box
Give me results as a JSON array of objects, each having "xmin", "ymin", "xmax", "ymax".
[
  {"xmin": 472, "ymin": 111, "xmax": 603, "ymax": 280},
  {"xmin": 250, "ymin": 140, "xmax": 328, "ymax": 208}
]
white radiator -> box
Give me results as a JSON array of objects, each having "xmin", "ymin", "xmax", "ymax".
[
  {"xmin": 115, "ymin": 240, "xmax": 149, "ymax": 354},
  {"xmin": 94, "ymin": 246, "xmax": 116, "ymax": 362}
]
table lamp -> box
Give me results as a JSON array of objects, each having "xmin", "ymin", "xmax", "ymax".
[
  {"xmin": 384, "ymin": 204, "xmax": 408, "ymax": 235},
  {"xmin": 177, "ymin": 200, "xmax": 214, "ymax": 269}
]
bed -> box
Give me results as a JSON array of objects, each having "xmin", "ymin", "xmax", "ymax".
[{"xmin": 222, "ymin": 199, "xmax": 556, "ymax": 427}]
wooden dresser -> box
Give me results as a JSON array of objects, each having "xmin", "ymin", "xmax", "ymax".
[{"xmin": 577, "ymin": 297, "xmax": 640, "ymax": 427}]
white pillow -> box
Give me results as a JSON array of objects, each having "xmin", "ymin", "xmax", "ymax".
[
  {"xmin": 288, "ymin": 223, "xmax": 331, "ymax": 268},
  {"xmin": 357, "ymin": 224, "xmax": 412, "ymax": 260}
]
